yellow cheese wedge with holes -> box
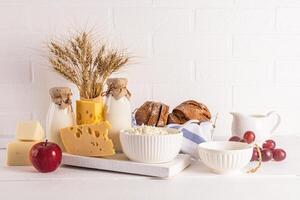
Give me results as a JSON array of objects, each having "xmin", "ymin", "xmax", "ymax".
[
  {"xmin": 60, "ymin": 121, "xmax": 115, "ymax": 157},
  {"xmin": 76, "ymin": 100, "xmax": 103, "ymax": 125}
]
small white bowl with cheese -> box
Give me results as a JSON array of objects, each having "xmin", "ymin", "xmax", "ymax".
[{"xmin": 120, "ymin": 125, "xmax": 183, "ymax": 163}]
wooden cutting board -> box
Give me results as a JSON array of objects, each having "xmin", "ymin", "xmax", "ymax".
[{"xmin": 62, "ymin": 153, "xmax": 192, "ymax": 178}]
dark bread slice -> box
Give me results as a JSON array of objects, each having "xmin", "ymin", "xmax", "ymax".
[
  {"xmin": 147, "ymin": 102, "xmax": 161, "ymax": 126},
  {"xmin": 156, "ymin": 104, "xmax": 169, "ymax": 127},
  {"xmin": 135, "ymin": 101, "xmax": 153, "ymax": 125}
]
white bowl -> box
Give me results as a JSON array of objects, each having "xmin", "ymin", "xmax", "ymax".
[
  {"xmin": 198, "ymin": 141, "xmax": 253, "ymax": 174},
  {"xmin": 120, "ymin": 128, "xmax": 182, "ymax": 163}
]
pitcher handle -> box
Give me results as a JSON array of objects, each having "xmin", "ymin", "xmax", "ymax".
[{"xmin": 266, "ymin": 111, "xmax": 281, "ymax": 134}]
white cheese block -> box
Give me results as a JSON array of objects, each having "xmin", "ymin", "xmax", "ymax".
[
  {"xmin": 16, "ymin": 121, "xmax": 45, "ymax": 141},
  {"xmin": 6, "ymin": 140, "xmax": 39, "ymax": 166}
]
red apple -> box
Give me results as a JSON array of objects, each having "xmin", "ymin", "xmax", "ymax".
[{"xmin": 30, "ymin": 140, "xmax": 62, "ymax": 173}]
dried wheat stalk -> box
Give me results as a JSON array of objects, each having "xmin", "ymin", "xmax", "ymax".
[{"xmin": 48, "ymin": 31, "xmax": 129, "ymax": 99}]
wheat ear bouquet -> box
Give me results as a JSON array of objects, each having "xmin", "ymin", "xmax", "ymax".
[{"xmin": 48, "ymin": 31, "xmax": 129, "ymax": 99}]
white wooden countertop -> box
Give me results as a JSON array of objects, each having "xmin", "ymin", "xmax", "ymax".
[{"xmin": 1, "ymin": 135, "xmax": 300, "ymax": 200}]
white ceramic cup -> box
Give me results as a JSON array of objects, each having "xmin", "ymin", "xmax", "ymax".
[{"xmin": 198, "ymin": 141, "xmax": 253, "ymax": 174}]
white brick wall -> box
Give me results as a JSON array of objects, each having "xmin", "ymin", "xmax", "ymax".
[
  {"xmin": 196, "ymin": 9, "xmax": 275, "ymax": 33},
  {"xmin": 1, "ymin": 0, "xmax": 300, "ymax": 136}
]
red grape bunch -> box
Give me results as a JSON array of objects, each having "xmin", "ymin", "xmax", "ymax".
[{"xmin": 228, "ymin": 131, "xmax": 286, "ymax": 162}]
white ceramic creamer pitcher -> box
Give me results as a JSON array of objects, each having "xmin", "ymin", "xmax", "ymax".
[{"xmin": 230, "ymin": 111, "xmax": 281, "ymax": 142}]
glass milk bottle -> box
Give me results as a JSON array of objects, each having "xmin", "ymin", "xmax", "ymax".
[
  {"xmin": 104, "ymin": 78, "xmax": 132, "ymax": 152},
  {"xmin": 46, "ymin": 87, "xmax": 75, "ymax": 151}
]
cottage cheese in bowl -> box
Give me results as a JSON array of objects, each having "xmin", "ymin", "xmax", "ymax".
[
  {"xmin": 125, "ymin": 125, "xmax": 175, "ymax": 135},
  {"xmin": 120, "ymin": 126, "xmax": 182, "ymax": 163}
]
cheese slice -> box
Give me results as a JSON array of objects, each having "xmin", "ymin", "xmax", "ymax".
[
  {"xmin": 76, "ymin": 100, "xmax": 104, "ymax": 125},
  {"xmin": 16, "ymin": 121, "xmax": 45, "ymax": 141},
  {"xmin": 60, "ymin": 121, "xmax": 115, "ymax": 157},
  {"xmin": 7, "ymin": 141, "xmax": 38, "ymax": 166}
]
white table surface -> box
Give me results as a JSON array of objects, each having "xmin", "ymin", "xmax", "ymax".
[{"xmin": 1, "ymin": 135, "xmax": 300, "ymax": 200}]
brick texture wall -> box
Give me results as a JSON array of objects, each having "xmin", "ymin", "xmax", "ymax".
[{"xmin": 0, "ymin": 0, "xmax": 300, "ymax": 136}]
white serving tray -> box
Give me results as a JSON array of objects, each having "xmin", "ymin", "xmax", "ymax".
[{"xmin": 62, "ymin": 153, "xmax": 192, "ymax": 178}]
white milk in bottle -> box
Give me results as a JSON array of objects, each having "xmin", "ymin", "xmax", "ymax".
[
  {"xmin": 46, "ymin": 87, "xmax": 75, "ymax": 151},
  {"xmin": 104, "ymin": 78, "xmax": 132, "ymax": 152}
]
